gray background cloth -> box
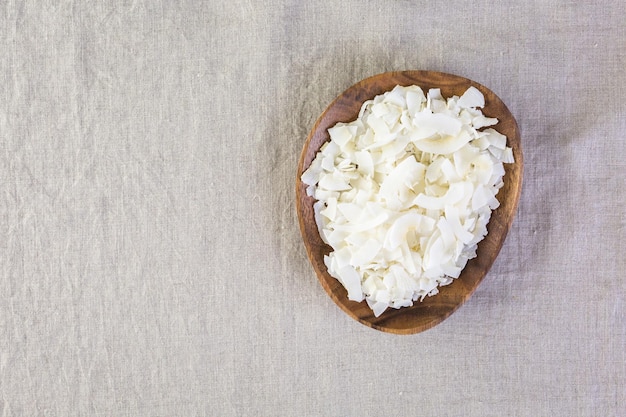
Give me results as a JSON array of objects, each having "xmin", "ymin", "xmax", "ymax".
[{"xmin": 1, "ymin": 1, "xmax": 624, "ymax": 416}]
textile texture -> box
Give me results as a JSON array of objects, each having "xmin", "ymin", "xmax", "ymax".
[{"xmin": 0, "ymin": 1, "xmax": 624, "ymax": 416}]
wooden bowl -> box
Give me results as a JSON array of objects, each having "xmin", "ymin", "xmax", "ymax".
[{"xmin": 296, "ymin": 71, "xmax": 523, "ymax": 334}]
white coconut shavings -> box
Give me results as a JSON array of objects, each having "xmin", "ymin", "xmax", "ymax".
[{"xmin": 302, "ymin": 85, "xmax": 514, "ymax": 317}]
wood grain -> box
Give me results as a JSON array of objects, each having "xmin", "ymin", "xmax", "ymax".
[{"xmin": 296, "ymin": 71, "xmax": 523, "ymax": 334}]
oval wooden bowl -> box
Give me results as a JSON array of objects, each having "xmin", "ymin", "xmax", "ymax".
[{"xmin": 296, "ymin": 71, "xmax": 523, "ymax": 335}]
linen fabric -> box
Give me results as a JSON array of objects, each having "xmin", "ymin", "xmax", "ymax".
[{"xmin": 0, "ymin": 1, "xmax": 624, "ymax": 415}]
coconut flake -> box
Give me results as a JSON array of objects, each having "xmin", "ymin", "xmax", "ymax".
[{"xmin": 457, "ymin": 86, "xmax": 485, "ymax": 109}]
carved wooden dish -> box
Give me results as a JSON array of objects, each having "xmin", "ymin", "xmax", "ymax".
[{"xmin": 296, "ymin": 71, "xmax": 523, "ymax": 334}]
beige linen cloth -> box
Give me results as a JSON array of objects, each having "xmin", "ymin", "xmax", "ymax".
[{"xmin": 0, "ymin": 1, "xmax": 624, "ymax": 416}]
